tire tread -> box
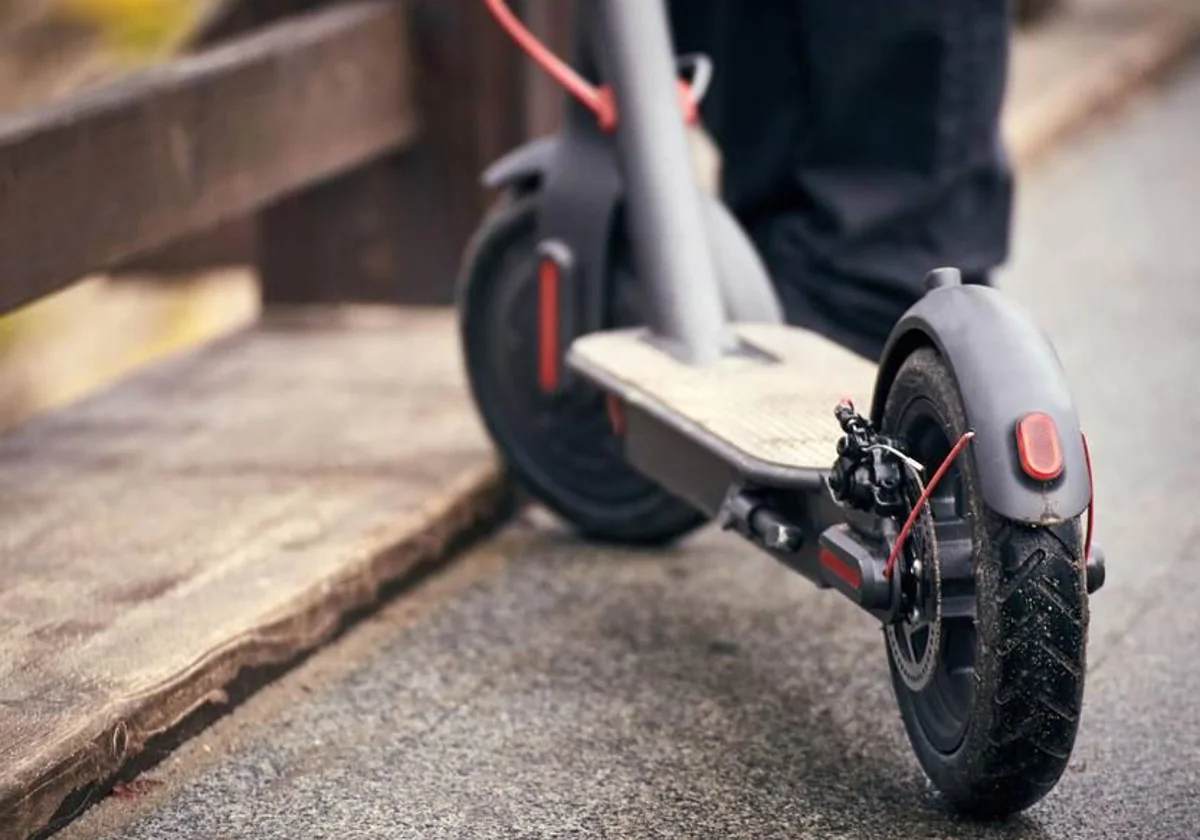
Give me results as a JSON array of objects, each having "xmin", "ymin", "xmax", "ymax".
[{"xmin": 883, "ymin": 347, "xmax": 1088, "ymax": 817}]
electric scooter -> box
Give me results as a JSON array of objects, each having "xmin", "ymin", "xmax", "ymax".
[{"xmin": 458, "ymin": 0, "xmax": 1106, "ymax": 817}]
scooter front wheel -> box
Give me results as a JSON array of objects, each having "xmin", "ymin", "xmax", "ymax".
[
  {"xmin": 458, "ymin": 194, "xmax": 705, "ymax": 545},
  {"xmin": 881, "ymin": 347, "xmax": 1088, "ymax": 817}
]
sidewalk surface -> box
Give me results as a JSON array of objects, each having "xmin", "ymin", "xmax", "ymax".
[
  {"xmin": 2, "ymin": 1, "xmax": 1199, "ymax": 838},
  {"xmin": 54, "ymin": 53, "xmax": 1200, "ymax": 839}
]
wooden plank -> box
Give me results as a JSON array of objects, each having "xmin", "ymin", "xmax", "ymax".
[
  {"xmin": 257, "ymin": 152, "xmax": 436, "ymax": 303},
  {"xmin": 257, "ymin": 0, "xmax": 527, "ymax": 305},
  {"xmin": 521, "ymin": 0, "xmax": 575, "ymax": 138},
  {"xmin": 114, "ymin": 218, "xmax": 256, "ymax": 275},
  {"xmin": 0, "ymin": 307, "xmax": 510, "ymax": 840},
  {"xmin": 0, "ymin": 270, "xmax": 259, "ymax": 436},
  {"xmin": 0, "ymin": 2, "xmax": 418, "ymax": 316}
]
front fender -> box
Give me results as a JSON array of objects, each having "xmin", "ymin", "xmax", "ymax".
[
  {"xmin": 871, "ymin": 284, "xmax": 1090, "ymax": 525},
  {"xmin": 482, "ymin": 136, "xmax": 559, "ymax": 192},
  {"xmin": 480, "ymin": 133, "xmax": 782, "ymax": 325}
]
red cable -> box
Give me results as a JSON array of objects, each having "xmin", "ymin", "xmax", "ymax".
[
  {"xmin": 884, "ymin": 431, "xmax": 976, "ymax": 579},
  {"xmin": 1082, "ymin": 432, "xmax": 1095, "ymax": 567},
  {"xmin": 481, "ymin": 0, "xmax": 611, "ymax": 124},
  {"xmin": 481, "ymin": 0, "xmax": 699, "ymax": 130},
  {"xmin": 884, "ymin": 429, "xmax": 1094, "ymax": 582}
]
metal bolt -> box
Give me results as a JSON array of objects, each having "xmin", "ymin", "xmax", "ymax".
[{"xmin": 766, "ymin": 524, "xmax": 801, "ymax": 552}]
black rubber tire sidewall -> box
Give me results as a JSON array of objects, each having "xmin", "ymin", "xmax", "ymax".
[{"xmin": 881, "ymin": 347, "xmax": 1089, "ymax": 817}]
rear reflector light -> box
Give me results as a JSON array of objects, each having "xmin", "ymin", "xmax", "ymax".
[{"xmin": 1016, "ymin": 412, "xmax": 1064, "ymax": 481}]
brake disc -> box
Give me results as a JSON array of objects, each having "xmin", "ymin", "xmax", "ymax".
[{"xmin": 885, "ymin": 493, "xmax": 943, "ymax": 693}]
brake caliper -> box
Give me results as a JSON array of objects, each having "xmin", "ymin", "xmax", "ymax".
[
  {"xmin": 826, "ymin": 400, "xmax": 909, "ymax": 518},
  {"xmin": 827, "ymin": 400, "xmax": 936, "ymax": 620}
]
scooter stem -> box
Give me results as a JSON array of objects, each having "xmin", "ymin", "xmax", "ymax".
[{"xmin": 594, "ymin": 0, "xmax": 728, "ymax": 364}]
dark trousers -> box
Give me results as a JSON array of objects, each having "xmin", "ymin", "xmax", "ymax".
[{"xmin": 668, "ymin": 0, "xmax": 1014, "ymax": 359}]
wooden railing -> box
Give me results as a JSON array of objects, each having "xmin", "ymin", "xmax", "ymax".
[{"xmin": 0, "ymin": 0, "xmax": 574, "ymax": 318}]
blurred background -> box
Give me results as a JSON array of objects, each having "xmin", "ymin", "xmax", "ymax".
[{"xmin": 0, "ymin": 0, "xmax": 1170, "ymax": 432}]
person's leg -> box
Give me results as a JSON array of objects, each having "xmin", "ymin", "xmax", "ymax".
[
  {"xmin": 670, "ymin": 0, "xmax": 1013, "ymax": 360},
  {"xmin": 669, "ymin": 0, "xmax": 808, "ymax": 217}
]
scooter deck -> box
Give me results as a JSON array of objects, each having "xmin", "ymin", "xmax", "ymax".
[{"xmin": 569, "ymin": 324, "xmax": 877, "ymax": 480}]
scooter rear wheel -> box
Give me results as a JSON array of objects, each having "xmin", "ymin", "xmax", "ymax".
[
  {"xmin": 459, "ymin": 194, "xmax": 705, "ymax": 545},
  {"xmin": 881, "ymin": 347, "xmax": 1088, "ymax": 817}
]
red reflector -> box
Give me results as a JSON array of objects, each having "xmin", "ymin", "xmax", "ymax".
[
  {"xmin": 819, "ymin": 547, "xmax": 861, "ymax": 590},
  {"xmin": 1016, "ymin": 412, "xmax": 1063, "ymax": 481},
  {"xmin": 605, "ymin": 394, "xmax": 625, "ymax": 436},
  {"xmin": 537, "ymin": 258, "xmax": 560, "ymax": 392}
]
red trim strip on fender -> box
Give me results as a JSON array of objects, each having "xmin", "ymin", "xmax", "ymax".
[
  {"xmin": 606, "ymin": 394, "xmax": 625, "ymax": 435},
  {"xmin": 1082, "ymin": 431, "xmax": 1095, "ymax": 564},
  {"xmin": 537, "ymin": 257, "xmax": 560, "ymax": 392}
]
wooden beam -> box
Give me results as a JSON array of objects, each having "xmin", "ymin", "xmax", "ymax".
[
  {"xmin": 0, "ymin": 1, "xmax": 417, "ymax": 315},
  {"xmin": 521, "ymin": 0, "xmax": 575, "ymax": 138},
  {"xmin": 258, "ymin": 0, "xmax": 527, "ymax": 305},
  {"xmin": 115, "ymin": 217, "xmax": 256, "ymax": 275}
]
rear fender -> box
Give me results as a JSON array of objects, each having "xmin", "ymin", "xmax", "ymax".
[{"xmin": 871, "ymin": 284, "xmax": 1090, "ymax": 525}]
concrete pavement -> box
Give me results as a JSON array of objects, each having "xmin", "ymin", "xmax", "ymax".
[{"xmin": 52, "ymin": 51, "xmax": 1200, "ymax": 840}]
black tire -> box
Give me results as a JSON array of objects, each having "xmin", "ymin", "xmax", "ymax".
[
  {"xmin": 458, "ymin": 193, "xmax": 705, "ymax": 545},
  {"xmin": 881, "ymin": 347, "xmax": 1089, "ymax": 817}
]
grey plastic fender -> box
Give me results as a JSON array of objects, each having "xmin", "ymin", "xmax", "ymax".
[
  {"xmin": 482, "ymin": 136, "xmax": 560, "ymax": 192},
  {"xmin": 871, "ymin": 284, "xmax": 1090, "ymax": 525},
  {"xmin": 481, "ymin": 137, "xmax": 783, "ymax": 324}
]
